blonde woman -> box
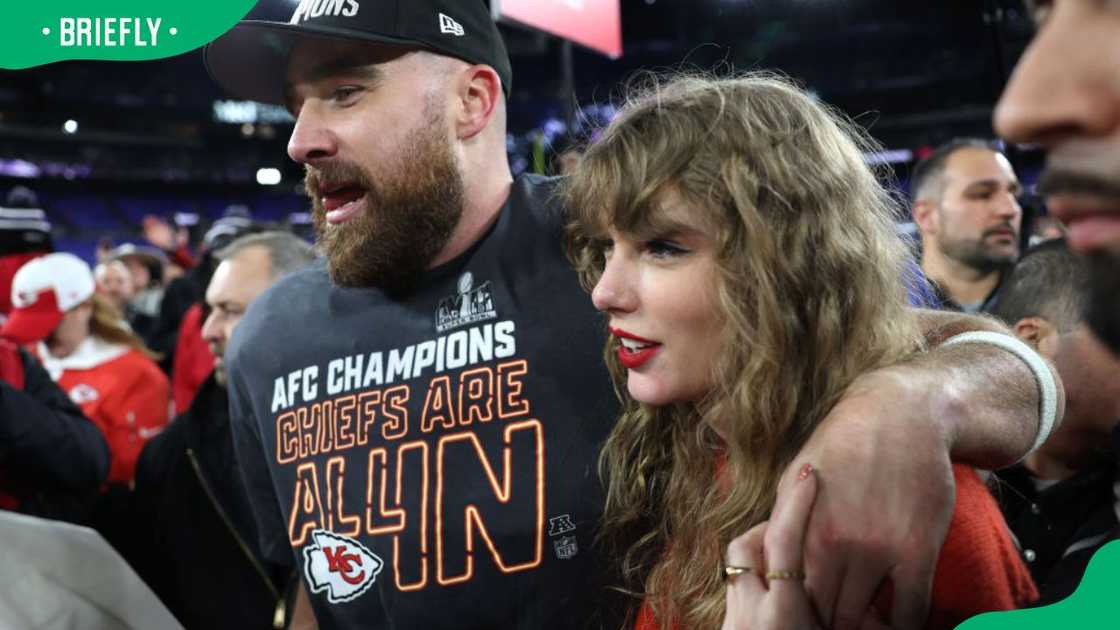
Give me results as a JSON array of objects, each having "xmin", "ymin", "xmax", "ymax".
[
  {"xmin": 3, "ymin": 253, "xmax": 170, "ymax": 485},
  {"xmin": 563, "ymin": 74, "xmax": 1037, "ymax": 629}
]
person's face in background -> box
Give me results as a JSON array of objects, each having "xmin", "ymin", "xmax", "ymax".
[
  {"xmin": 995, "ymin": 0, "xmax": 1120, "ymax": 354},
  {"xmin": 590, "ymin": 192, "xmax": 724, "ymax": 406},
  {"xmin": 556, "ymin": 149, "xmax": 582, "ymax": 176},
  {"xmin": 923, "ymin": 148, "xmax": 1023, "ymax": 272},
  {"xmin": 120, "ymin": 256, "xmax": 151, "ymax": 290},
  {"xmin": 200, "ymin": 246, "xmax": 274, "ymax": 386},
  {"xmin": 46, "ymin": 301, "xmax": 93, "ymax": 359},
  {"xmin": 94, "ymin": 261, "xmax": 134, "ymax": 312},
  {"xmin": 1017, "ymin": 319, "xmax": 1120, "ymax": 475}
]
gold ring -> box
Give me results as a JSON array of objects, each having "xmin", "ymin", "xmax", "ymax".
[
  {"xmin": 723, "ymin": 565, "xmax": 753, "ymax": 579},
  {"xmin": 765, "ymin": 569, "xmax": 806, "ymax": 581}
]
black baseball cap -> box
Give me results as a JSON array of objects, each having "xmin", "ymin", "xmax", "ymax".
[{"xmin": 204, "ymin": 0, "xmax": 513, "ymax": 106}]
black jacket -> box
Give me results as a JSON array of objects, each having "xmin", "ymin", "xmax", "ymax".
[
  {"xmin": 0, "ymin": 346, "xmax": 109, "ymax": 522},
  {"xmin": 130, "ymin": 374, "xmax": 293, "ymax": 630},
  {"xmin": 996, "ymin": 454, "xmax": 1116, "ymax": 588}
]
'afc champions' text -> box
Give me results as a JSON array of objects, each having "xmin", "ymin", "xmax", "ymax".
[{"xmin": 270, "ymin": 320, "xmax": 550, "ymax": 591}]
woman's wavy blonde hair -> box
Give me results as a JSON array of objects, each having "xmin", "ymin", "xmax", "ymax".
[
  {"xmin": 87, "ymin": 293, "xmax": 161, "ymax": 361},
  {"xmin": 561, "ymin": 73, "xmax": 926, "ymax": 629}
]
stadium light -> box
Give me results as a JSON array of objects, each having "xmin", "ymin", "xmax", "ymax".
[{"xmin": 256, "ymin": 168, "xmax": 282, "ymax": 186}]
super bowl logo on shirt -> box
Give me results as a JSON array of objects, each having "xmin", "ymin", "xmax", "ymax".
[
  {"xmin": 435, "ymin": 272, "xmax": 498, "ymax": 333},
  {"xmin": 303, "ymin": 529, "xmax": 383, "ymax": 603}
]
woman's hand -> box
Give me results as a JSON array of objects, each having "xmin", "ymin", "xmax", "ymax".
[{"xmin": 723, "ymin": 464, "xmax": 822, "ymax": 630}]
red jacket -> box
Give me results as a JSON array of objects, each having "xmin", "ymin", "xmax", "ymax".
[
  {"xmin": 635, "ymin": 464, "xmax": 1037, "ymax": 630},
  {"xmin": 171, "ymin": 303, "xmax": 214, "ymax": 415},
  {"xmin": 36, "ymin": 337, "xmax": 170, "ymax": 485}
]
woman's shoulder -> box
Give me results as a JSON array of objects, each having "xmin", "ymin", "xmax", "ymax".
[{"xmin": 97, "ymin": 342, "xmax": 170, "ymax": 386}]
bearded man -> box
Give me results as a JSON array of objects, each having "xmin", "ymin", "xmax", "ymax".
[{"xmin": 204, "ymin": 1, "xmax": 1066, "ymax": 628}]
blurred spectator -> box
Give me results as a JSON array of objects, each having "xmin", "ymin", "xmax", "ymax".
[
  {"xmin": 142, "ymin": 214, "xmax": 195, "ymax": 273},
  {"xmin": 106, "ymin": 243, "xmax": 178, "ymax": 372},
  {"xmin": 548, "ymin": 134, "xmax": 584, "ymax": 176},
  {"xmin": 0, "ymin": 253, "xmax": 170, "ymax": 486},
  {"xmin": 94, "ymin": 260, "xmax": 136, "ymax": 315},
  {"xmin": 911, "ymin": 139, "xmax": 1022, "ymax": 313},
  {"xmin": 991, "ymin": 239, "xmax": 1120, "ymax": 600},
  {"xmin": 1029, "ymin": 214, "xmax": 1068, "ymax": 247},
  {"xmin": 0, "ymin": 186, "xmax": 53, "ymax": 321},
  {"xmin": 0, "ymin": 337, "xmax": 109, "ymax": 523},
  {"xmin": 170, "ymin": 305, "xmax": 213, "ymax": 415},
  {"xmin": 106, "ymin": 243, "xmax": 167, "ymax": 331},
  {"xmin": 170, "ymin": 210, "xmax": 261, "ymax": 412},
  {"xmin": 131, "ymin": 232, "xmax": 315, "ymax": 629}
]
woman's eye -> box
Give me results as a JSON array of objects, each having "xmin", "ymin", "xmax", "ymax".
[
  {"xmin": 600, "ymin": 242, "xmax": 614, "ymax": 262},
  {"xmin": 645, "ymin": 239, "xmax": 688, "ymax": 258}
]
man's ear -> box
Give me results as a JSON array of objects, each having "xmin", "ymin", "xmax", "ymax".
[
  {"xmin": 1013, "ymin": 316, "xmax": 1058, "ymax": 358},
  {"xmin": 453, "ymin": 65, "xmax": 501, "ymax": 140},
  {"xmin": 911, "ymin": 199, "xmax": 938, "ymax": 237}
]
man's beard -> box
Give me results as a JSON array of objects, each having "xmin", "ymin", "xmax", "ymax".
[
  {"xmin": 1084, "ymin": 251, "xmax": 1120, "ymax": 356},
  {"xmin": 1037, "ymin": 168, "xmax": 1120, "ymax": 356},
  {"xmin": 211, "ymin": 342, "xmax": 227, "ymax": 387},
  {"xmin": 937, "ymin": 226, "xmax": 1018, "ymax": 274},
  {"xmin": 307, "ymin": 109, "xmax": 463, "ymax": 295}
]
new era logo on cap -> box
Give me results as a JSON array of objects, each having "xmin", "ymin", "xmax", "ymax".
[{"xmin": 439, "ymin": 13, "xmax": 464, "ymax": 36}]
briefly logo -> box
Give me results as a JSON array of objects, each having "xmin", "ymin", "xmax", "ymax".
[
  {"xmin": 290, "ymin": 0, "xmax": 360, "ymax": 25},
  {"xmin": 303, "ymin": 530, "xmax": 383, "ymax": 603},
  {"xmin": 435, "ymin": 272, "xmax": 497, "ymax": 333},
  {"xmin": 439, "ymin": 13, "xmax": 465, "ymax": 36},
  {"xmin": 68, "ymin": 383, "xmax": 99, "ymax": 405}
]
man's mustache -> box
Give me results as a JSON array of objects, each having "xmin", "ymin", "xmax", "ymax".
[
  {"xmin": 1038, "ymin": 168, "xmax": 1120, "ymax": 202},
  {"xmin": 304, "ymin": 162, "xmax": 371, "ymax": 199},
  {"xmin": 983, "ymin": 223, "xmax": 1017, "ymax": 236}
]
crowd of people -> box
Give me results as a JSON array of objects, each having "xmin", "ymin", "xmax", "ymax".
[{"xmin": 0, "ymin": 0, "xmax": 1118, "ymax": 628}]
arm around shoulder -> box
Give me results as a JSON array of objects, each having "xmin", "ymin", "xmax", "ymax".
[{"xmin": 911, "ymin": 307, "xmax": 1065, "ymax": 468}]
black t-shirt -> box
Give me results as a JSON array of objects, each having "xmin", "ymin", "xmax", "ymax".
[{"xmin": 226, "ymin": 175, "xmax": 621, "ymax": 629}]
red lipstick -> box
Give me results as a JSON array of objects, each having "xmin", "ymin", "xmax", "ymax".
[{"xmin": 611, "ymin": 328, "xmax": 661, "ymax": 369}]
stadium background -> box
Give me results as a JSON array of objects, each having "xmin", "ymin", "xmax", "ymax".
[{"xmin": 0, "ymin": 0, "xmax": 1044, "ymax": 262}]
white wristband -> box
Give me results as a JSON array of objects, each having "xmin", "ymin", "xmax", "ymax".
[{"xmin": 941, "ymin": 331, "xmax": 1058, "ymax": 455}]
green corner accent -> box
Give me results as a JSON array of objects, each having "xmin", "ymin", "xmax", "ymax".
[
  {"xmin": 0, "ymin": 0, "xmax": 257, "ymax": 69},
  {"xmin": 957, "ymin": 539, "xmax": 1120, "ymax": 629}
]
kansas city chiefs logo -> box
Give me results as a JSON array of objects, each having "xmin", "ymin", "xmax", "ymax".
[{"xmin": 303, "ymin": 530, "xmax": 383, "ymax": 603}]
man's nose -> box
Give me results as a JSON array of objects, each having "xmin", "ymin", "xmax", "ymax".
[
  {"xmin": 287, "ymin": 101, "xmax": 339, "ymax": 165},
  {"xmin": 995, "ymin": 9, "xmax": 1116, "ymax": 146}
]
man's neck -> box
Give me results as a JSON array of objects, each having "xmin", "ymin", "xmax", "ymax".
[
  {"xmin": 429, "ymin": 169, "xmax": 513, "ymax": 269},
  {"xmin": 922, "ymin": 249, "xmax": 1001, "ymax": 308}
]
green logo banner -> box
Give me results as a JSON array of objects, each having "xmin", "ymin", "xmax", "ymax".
[
  {"xmin": 958, "ymin": 540, "xmax": 1120, "ymax": 628},
  {"xmin": 0, "ymin": 0, "xmax": 256, "ymax": 69}
]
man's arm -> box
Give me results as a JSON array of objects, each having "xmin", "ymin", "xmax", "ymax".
[
  {"xmin": 776, "ymin": 308, "xmax": 1063, "ymax": 630},
  {"xmin": 912, "ymin": 307, "xmax": 1064, "ymax": 465},
  {"xmin": 0, "ymin": 347, "xmax": 110, "ymax": 490}
]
